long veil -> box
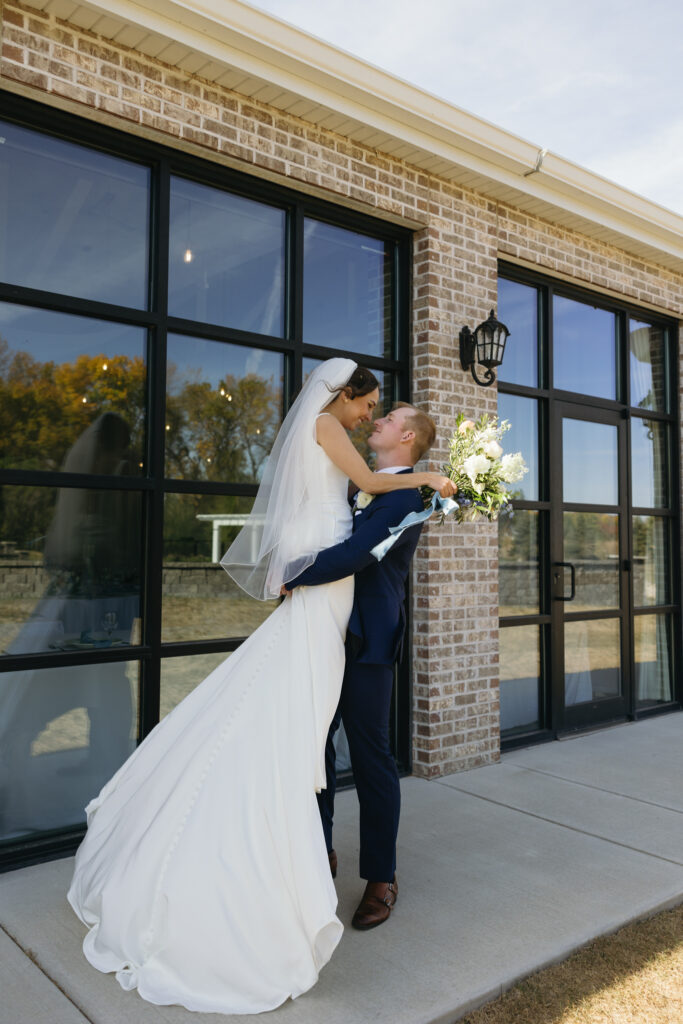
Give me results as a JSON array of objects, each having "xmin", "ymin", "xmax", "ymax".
[{"xmin": 221, "ymin": 357, "xmax": 357, "ymax": 600}]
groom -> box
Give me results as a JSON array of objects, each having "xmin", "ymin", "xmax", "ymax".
[{"xmin": 285, "ymin": 402, "xmax": 441, "ymax": 930}]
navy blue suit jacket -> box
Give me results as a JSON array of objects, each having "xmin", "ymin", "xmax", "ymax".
[{"xmin": 287, "ymin": 470, "xmax": 423, "ymax": 666}]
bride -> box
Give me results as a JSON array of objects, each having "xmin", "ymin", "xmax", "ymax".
[{"xmin": 68, "ymin": 358, "xmax": 453, "ymax": 1014}]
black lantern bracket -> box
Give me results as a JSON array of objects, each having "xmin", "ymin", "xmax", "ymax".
[{"xmin": 459, "ymin": 308, "xmax": 510, "ymax": 388}]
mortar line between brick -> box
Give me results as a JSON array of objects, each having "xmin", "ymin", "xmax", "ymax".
[
  {"xmin": 433, "ymin": 782, "xmax": 683, "ymax": 868},
  {"xmin": 0, "ymin": 920, "xmax": 95, "ymax": 1023}
]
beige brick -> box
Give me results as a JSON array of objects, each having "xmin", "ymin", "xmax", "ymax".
[
  {"xmin": 2, "ymin": 42, "xmax": 24, "ymax": 64},
  {"xmin": 1, "ymin": 60, "xmax": 48, "ymax": 88},
  {"xmin": 2, "ymin": 6, "xmax": 25, "ymax": 28},
  {"xmin": 96, "ymin": 95, "xmax": 139, "ymax": 122},
  {"xmin": 76, "ymin": 37, "xmax": 120, "ymax": 64},
  {"xmin": 51, "ymin": 78, "xmax": 96, "ymax": 107}
]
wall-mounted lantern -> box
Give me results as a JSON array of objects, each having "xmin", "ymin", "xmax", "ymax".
[{"xmin": 459, "ymin": 309, "xmax": 510, "ymax": 388}]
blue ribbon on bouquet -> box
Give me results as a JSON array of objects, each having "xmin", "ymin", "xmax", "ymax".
[{"xmin": 370, "ymin": 491, "xmax": 461, "ymax": 562}]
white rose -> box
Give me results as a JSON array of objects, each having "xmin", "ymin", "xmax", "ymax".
[
  {"xmin": 462, "ymin": 453, "xmax": 491, "ymax": 493},
  {"xmin": 484, "ymin": 440, "xmax": 503, "ymax": 459},
  {"xmin": 499, "ymin": 453, "xmax": 527, "ymax": 483},
  {"xmin": 355, "ymin": 490, "xmax": 375, "ymax": 509}
]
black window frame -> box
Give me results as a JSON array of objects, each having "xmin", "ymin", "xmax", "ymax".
[
  {"xmin": 498, "ymin": 260, "xmax": 682, "ymax": 750},
  {"xmin": 0, "ymin": 94, "xmax": 413, "ymax": 870}
]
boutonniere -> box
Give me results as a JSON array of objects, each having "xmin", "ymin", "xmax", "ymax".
[{"xmin": 355, "ymin": 490, "xmax": 375, "ymax": 510}]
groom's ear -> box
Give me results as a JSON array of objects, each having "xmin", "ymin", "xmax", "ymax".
[{"xmin": 401, "ymin": 429, "xmax": 416, "ymax": 445}]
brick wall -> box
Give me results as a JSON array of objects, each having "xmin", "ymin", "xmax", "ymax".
[{"xmin": 2, "ymin": 0, "xmax": 683, "ymax": 776}]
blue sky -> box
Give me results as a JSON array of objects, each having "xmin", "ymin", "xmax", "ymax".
[{"xmin": 251, "ymin": 0, "xmax": 683, "ymax": 216}]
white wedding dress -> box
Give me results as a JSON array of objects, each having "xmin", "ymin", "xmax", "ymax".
[{"xmin": 68, "ymin": 425, "xmax": 354, "ymax": 1014}]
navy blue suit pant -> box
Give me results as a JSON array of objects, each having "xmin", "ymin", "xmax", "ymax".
[{"xmin": 317, "ymin": 659, "xmax": 399, "ymax": 881}]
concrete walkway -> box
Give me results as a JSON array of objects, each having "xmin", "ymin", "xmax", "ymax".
[{"xmin": 2, "ymin": 714, "xmax": 682, "ymax": 1024}]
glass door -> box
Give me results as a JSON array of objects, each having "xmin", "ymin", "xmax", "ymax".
[{"xmin": 551, "ymin": 403, "xmax": 630, "ymax": 730}]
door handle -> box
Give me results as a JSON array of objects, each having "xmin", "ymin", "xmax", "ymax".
[{"xmin": 553, "ymin": 561, "xmax": 576, "ymax": 601}]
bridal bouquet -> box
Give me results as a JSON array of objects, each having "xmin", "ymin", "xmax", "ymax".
[
  {"xmin": 426, "ymin": 413, "xmax": 528, "ymax": 524},
  {"xmin": 370, "ymin": 412, "xmax": 527, "ymax": 560}
]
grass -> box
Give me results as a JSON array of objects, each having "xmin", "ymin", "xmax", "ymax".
[{"xmin": 460, "ymin": 902, "xmax": 683, "ymax": 1024}]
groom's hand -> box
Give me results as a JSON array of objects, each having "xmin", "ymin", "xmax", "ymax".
[{"xmin": 280, "ymin": 584, "xmax": 291, "ymax": 596}]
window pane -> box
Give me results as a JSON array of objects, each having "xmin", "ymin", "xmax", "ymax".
[
  {"xmin": 497, "ymin": 394, "xmax": 538, "ymax": 499},
  {"xmin": 629, "ymin": 319, "xmax": 669, "ymax": 413},
  {"xmin": 499, "ymin": 510, "xmax": 538, "ymax": 616},
  {"xmin": 635, "ymin": 614, "xmax": 673, "ymax": 705},
  {"xmin": 0, "ymin": 120, "xmax": 149, "ymax": 308},
  {"xmin": 1, "ymin": 485, "xmax": 142, "ymax": 657},
  {"xmin": 168, "ymin": 178, "xmax": 285, "ymax": 334},
  {"xmin": 633, "ymin": 517, "xmax": 670, "ymax": 607},
  {"xmin": 303, "ymin": 219, "xmax": 391, "ymax": 357},
  {"xmin": 0, "ymin": 660, "xmax": 139, "ymax": 840},
  {"xmin": 631, "ymin": 418, "xmax": 669, "ymax": 508},
  {"xmin": 165, "ymin": 336, "xmax": 284, "ymax": 483},
  {"xmin": 563, "ymin": 419, "xmax": 617, "ymax": 505},
  {"xmin": 0, "ymin": 302, "xmax": 146, "ymax": 474},
  {"xmin": 162, "ymin": 493, "xmax": 277, "ymax": 644},
  {"xmin": 160, "ymin": 652, "xmax": 228, "ymax": 719},
  {"xmin": 497, "ymin": 278, "xmax": 538, "ymax": 387},
  {"xmin": 500, "ymin": 626, "xmax": 540, "ymax": 733},
  {"xmin": 563, "ymin": 512, "xmax": 619, "ymax": 611},
  {"xmin": 564, "ymin": 619, "xmax": 621, "ymax": 705},
  {"xmin": 554, "ymin": 296, "xmax": 616, "ymax": 399}
]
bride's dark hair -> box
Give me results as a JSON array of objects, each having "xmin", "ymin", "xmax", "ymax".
[{"xmin": 340, "ymin": 365, "xmax": 379, "ymax": 398}]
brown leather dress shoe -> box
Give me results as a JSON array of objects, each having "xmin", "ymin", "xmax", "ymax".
[
  {"xmin": 351, "ymin": 876, "xmax": 398, "ymax": 930},
  {"xmin": 328, "ymin": 849, "xmax": 338, "ymax": 878}
]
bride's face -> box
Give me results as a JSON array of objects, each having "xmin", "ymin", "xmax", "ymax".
[{"xmin": 340, "ymin": 387, "xmax": 380, "ymax": 431}]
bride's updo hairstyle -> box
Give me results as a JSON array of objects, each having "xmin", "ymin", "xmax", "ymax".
[{"xmin": 336, "ymin": 365, "xmax": 379, "ymax": 399}]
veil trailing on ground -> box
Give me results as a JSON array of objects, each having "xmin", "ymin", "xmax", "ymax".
[{"xmin": 221, "ymin": 357, "xmax": 357, "ymax": 600}]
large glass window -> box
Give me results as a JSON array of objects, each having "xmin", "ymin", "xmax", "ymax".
[
  {"xmin": 553, "ymin": 296, "xmax": 616, "ymax": 399},
  {"xmin": 498, "ymin": 266, "xmax": 679, "ymax": 745},
  {"xmin": 497, "ymin": 278, "xmax": 538, "ymax": 388},
  {"xmin": 0, "ymin": 484, "xmax": 142, "ymax": 657},
  {"xmin": 303, "ymin": 219, "xmax": 392, "ymax": 356},
  {"xmin": 562, "ymin": 419, "xmax": 618, "ymax": 505},
  {"xmin": 500, "ymin": 626, "xmax": 541, "ymax": 733},
  {"xmin": 634, "ymin": 614, "xmax": 674, "ymax": 706},
  {"xmin": 0, "ymin": 120, "xmax": 150, "ymax": 308},
  {"xmin": 0, "ymin": 303, "xmax": 147, "ymax": 474},
  {"xmin": 629, "ymin": 319, "xmax": 669, "ymax": 413},
  {"xmin": 0, "ymin": 660, "xmax": 139, "ymax": 842},
  {"xmin": 497, "ymin": 394, "xmax": 538, "ymax": 500},
  {"xmin": 165, "ymin": 336, "xmax": 284, "ymax": 482},
  {"xmin": 168, "ymin": 178, "xmax": 285, "ymax": 334},
  {"xmin": 0, "ymin": 103, "xmax": 410, "ymax": 866},
  {"xmin": 631, "ymin": 419, "xmax": 669, "ymax": 508},
  {"xmin": 498, "ymin": 510, "xmax": 539, "ymax": 616},
  {"xmin": 162, "ymin": 493, "xmax": 277, "ymax": 644}
]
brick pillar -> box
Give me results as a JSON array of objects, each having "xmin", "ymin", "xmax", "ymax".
[{"xmin": 410, "ymin": 187, "xmax": 502, "ymax": 776}]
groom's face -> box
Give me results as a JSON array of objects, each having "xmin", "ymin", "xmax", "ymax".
[{"xmin": 368, "ymin": 407, "xmax": 414, "ymax": 456}]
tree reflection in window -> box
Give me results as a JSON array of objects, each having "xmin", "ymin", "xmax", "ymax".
[
  {"xmin": 0, "ymin": 334, "xmax": 146, "ymax": 474},
  {"xmin": 164, "ymin": 369, "xmax": 281, "ymax": 484}
]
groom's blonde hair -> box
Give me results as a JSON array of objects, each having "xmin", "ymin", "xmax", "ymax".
[{"xmin": 393, "ymin": 402, "xmax": 436, "ymax": 462}]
